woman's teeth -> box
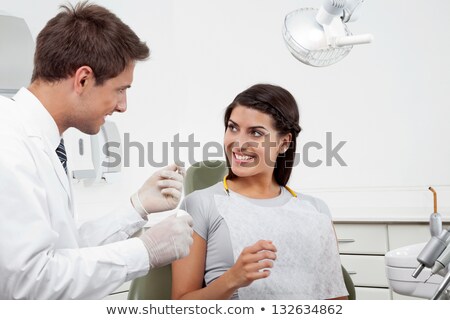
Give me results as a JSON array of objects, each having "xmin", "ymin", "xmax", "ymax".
[{"xmin": 234, "ymin": 153, "xmax": 253, "ymax": 161}]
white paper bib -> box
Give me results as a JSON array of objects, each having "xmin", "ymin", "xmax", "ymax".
[{"xmin": 214, "ymin": 191, "xmax": 347, "ymax": 299}]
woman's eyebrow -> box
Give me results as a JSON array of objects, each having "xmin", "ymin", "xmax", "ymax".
[
  {"xmin": 248, "ymin": 125, "xmax": 268, "ymax": 131},
  {"xmin": 229, "ymin": 119, "xmax": 268, "ymax": 131},
  {"xmin": 228, "ymin": 119, "xmax": 239, "ymax": 127}
]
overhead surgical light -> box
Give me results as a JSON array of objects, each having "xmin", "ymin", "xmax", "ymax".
[{"xmin": 283, "ymin": 0, "xmax": 373, "ymax": 67}]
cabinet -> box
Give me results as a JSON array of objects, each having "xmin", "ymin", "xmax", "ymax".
[
  {"xmin": 335, "ymin": 222, "xmax": 449, "ymax": 300},
  {"xmin": 335, "ymin": 223, "xmax": 391, "ymax": 299}
]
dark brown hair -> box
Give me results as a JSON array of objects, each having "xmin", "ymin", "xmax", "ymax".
[
  {"xmin": 31, "ymin": 1, "xmax": 149, "ymax": 85},
  {"xmin": 224, "ymin": 84, "xmax": 301, "ymax": 186}
]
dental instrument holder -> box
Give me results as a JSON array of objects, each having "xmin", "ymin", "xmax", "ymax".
[
  {"xmin": 431, "ymin": 242, "xmax": 450, "ymax": 276},
  {"xmin": 427, "ymin": 238, "xmax": 450, "ymax": 300},
  {"xmin": 411, "ymin": 229, "xmax": 450, "ymax": 278},
  {"xmin": 430, "ymin": 213, "xmax": 443, "ymax": 237},
  {"xmin": 410, "ymin": 187, "xmax": 450, "ymax": 299}
]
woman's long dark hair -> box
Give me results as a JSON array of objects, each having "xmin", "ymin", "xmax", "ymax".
[{"xmin": 224, "ymin": 84, "xmax": 301, "ymax": 186}]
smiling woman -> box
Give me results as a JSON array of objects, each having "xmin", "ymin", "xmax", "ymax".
[
  {"xmin": 223, "ymin": 84, "xmax": 301, "ymax": 195},
  {"xmin": 224, "ymin": 107, "xmax": 289, "ymax": 186},
  {"xmin": 171, "ymin": 84, "xmax": 348, "ymax": 300}
]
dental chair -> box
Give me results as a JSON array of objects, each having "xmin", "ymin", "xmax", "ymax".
[{"xmin": 128, "ymin": 160, "xmax": 355, "ymax": 300}]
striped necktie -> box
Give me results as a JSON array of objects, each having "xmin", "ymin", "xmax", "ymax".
[{"xmin": 56, "ymin": 139, "xmax": 68, "ymax": 174}]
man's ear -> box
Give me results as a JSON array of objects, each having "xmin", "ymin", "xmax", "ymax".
[{"xmin": 73, "ymin": 66, "xmax": 94, "ymax": 93}]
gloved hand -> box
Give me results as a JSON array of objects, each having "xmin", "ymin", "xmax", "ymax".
[
  {"xmin": 131, "ymin": 164, "xmax": 184, "ymax": 216},
  {"xmin": 139, "ymin": 211, "xmax": 194, "ymax": 269}
]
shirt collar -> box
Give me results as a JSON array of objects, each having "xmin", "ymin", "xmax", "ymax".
[{"xmin": 13, "ymin": 87, "xmax": 62, "ymax": 150}]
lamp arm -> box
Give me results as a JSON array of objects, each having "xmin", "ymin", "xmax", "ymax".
[{"xmin": 342, "ymin": 0, "xmax": 367, "ymax": 23}]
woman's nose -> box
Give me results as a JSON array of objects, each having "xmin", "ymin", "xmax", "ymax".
[{"xmin": 231, "ymin": 135, "xmax": 258, "ymax": 151}]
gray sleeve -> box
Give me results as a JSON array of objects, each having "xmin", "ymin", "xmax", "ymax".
[
  {"xmin": 181, "ymin": 185, "xmax": 235, "ymax": 290},
  {"xmin": 180, "ymin": 191, "xmax": 212, "ymax": 241},
  {"xmin": 299, "ymin": 193, "xmax": 332, "ymax": 219},
  {"xmin": 314, "ymin": 197, "xmax": 332, "ymax": 219}
]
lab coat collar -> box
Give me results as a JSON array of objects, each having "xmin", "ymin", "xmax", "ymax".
[
  {"xmin": 12, "ymin": 87, "xmax": 61, "ymax": 150},
  {"xmin": 12, "ymin": 87, "xmax": 72, "ymax": 199}
]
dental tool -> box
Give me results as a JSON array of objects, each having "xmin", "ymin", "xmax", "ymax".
[
  {"xmin": 407, "ymin": 187, "xmax": 450, "ymax": 299},
  {"xmin": 424, "ymin": 239, "xmax": 450, "ymax": 283},
  {"xmin": 412, "ymin": 228, "xmax": 450, "ymax": 278},
  {"xmin": 428, "ymin": 187, "xmax": 442, "ymax": 237}
]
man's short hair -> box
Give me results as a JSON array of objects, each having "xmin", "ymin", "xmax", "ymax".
[{"xmin": 31, "ymin": 1, "xmax": 150, "ymax": 85}]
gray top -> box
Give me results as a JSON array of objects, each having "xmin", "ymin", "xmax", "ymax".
[{"xmin": 180, "ymin": 182, "xmax": 334, "ymax": 299}]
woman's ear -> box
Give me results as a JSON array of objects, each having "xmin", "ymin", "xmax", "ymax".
[{"xmin": 279, "ymin": 133, "xmax": 292, "ymax": 153}]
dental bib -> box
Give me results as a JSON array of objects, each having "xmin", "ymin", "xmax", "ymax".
[{"xmin": 214, "ymin": 190, "xmax": 346, "ymax": 299}]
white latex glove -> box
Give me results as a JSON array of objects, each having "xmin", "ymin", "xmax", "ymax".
[
  {"xmin": 131, "ymin": 163, "xmax": 184, "ymax": 216},
  {"xmin": 139, "ymin": 210, "xmax": 194, "ymax": 269}
]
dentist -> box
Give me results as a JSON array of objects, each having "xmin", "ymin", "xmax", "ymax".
[{"xmin": 0, "ymin": 2, "xmax": 193, "ymax": 299}]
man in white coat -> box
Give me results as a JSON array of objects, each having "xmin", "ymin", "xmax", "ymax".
[{"xmin": 0, "ymin": 2, "xmax": 193, "ymax": 299}]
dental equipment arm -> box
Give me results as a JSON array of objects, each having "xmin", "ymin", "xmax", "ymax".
[
  {"xmin": 316, "ymin": 0, "xmax": 372, "ymax": 47},
  {"xmin": 341, "ymin": 0, "xmax": 365, "ymax": 23},
  {"xmin": 432, "ymin": 270, "xmax": 450, "ymax": 300}
]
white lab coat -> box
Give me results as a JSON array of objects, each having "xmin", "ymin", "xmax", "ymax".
[{"xmin": 0, "ymin": 88, "xmax": 149, "ymax": 299}]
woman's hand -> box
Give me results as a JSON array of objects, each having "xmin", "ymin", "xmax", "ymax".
[{"xmin": 225, "ymin": 240, "xmax": 277, "ymax": 290}]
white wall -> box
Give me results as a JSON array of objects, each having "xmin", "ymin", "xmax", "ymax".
[{"xmin": 1, "ymin": 0, "xmax": 449, "ymax": 220}]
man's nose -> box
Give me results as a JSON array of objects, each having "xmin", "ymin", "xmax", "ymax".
[{"xmin": 115, "ymin": 93, "xmax": 127, "ymax": 113}]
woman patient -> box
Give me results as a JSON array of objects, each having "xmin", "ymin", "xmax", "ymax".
[{"xmin": 172, "ymin": 84, "xmax": 348, "ymax": 300}]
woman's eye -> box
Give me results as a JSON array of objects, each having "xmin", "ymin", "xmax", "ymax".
[
  {"xmin": 252, "ymin": 131, "xmax": 263, "ymax": 137},
  {"xmin": 227, "ymin": 124, "xmax": 237, "ymax": 131}
]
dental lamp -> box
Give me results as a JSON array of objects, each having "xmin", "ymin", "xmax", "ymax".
[{"xmin": 282, "ymin": 0, "xmax": 373, "ymax": 67}]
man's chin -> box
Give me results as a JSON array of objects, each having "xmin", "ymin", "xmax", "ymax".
[{"xmin": 77, "ymin": 125, "xmax": 101, "ymax": 136}]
